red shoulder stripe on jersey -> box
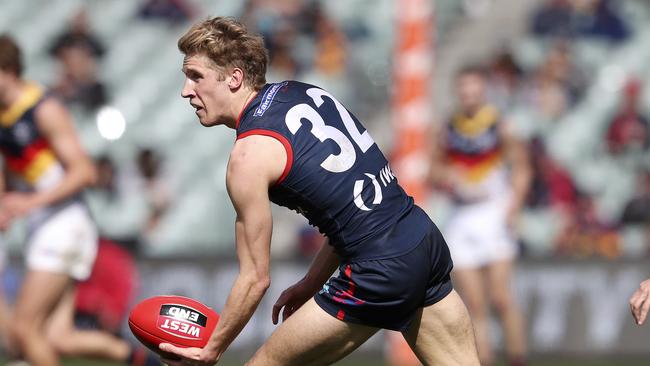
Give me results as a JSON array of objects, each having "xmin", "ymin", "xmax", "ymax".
[
  {"xmin": 236, "ymin": 129, "xmax": 293, "ymax": 186},
  {"xmin": 235, "ymin": 92, "xmax": 259, "ymax": 129}
]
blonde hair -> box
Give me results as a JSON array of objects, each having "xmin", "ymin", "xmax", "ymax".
[{"xmin": 178, "ymin": 17, "xmax": 268, "ymax": 90}]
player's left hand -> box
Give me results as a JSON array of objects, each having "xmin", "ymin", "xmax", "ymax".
[
  {"xmin": 159, "ymin": 343, "xmax": 219, "ymax": 366},
  {"xmin": 0, "ymin": 192, "xmax": 41, "ymax": 218},
  {"xmin": 630, "ymin": 278, "xmax": 650, "ymax": 325}
]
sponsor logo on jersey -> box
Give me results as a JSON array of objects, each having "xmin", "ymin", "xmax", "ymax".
[
  {"xmin": 156, "ymin": 304, "xmax": 207, "ymax": 340},
  {"xmin": 353, "ymin": 164, "xmax": 395, "ymax": 211},
  {"xmin": 254, "ymin": 81, "xmax": 288, "ymax": 117}
]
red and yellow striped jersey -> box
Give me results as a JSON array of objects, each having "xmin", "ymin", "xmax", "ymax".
[
  {"xmin": 0, "ymin": 83, "xmax": 58, "ymax": 186},
  {"xmin": 446, "ymin": 104, "xmax": 504, "ymax": 183}
]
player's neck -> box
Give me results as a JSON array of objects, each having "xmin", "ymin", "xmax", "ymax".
[
  {"xmin": 228, "ymin": 87, "xmax": 258, "ymax": 129},
  {"xmin": 0, "ymin": 79, "xmax": 25, "ymax": 111},
  {"xmin": 461, "ymin": 104, "xmax": 483, "ymax": 117}
]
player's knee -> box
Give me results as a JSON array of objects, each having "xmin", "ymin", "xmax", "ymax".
[
  {"xmin": 490, "ymin": 293, "xmax": 514, "ymax": 316},
  {"xmin": 47, "ymin": 332, "xmax": 74, "ymax": 355}
]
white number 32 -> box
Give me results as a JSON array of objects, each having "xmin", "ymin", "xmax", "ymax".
[{"xmin": 285, "ymin": 88, "xmax": 375, "ymax": 173}]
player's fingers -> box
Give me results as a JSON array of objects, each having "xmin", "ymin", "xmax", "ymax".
[
  {"xmin": 630, "ymin": 289, "xmax": 641, "ymax": 306},
  {"xmin": 630, "ymin": 293, "xmax": 640, "ymax": 317},
  {"xmin": 160, "ymin": 343, "xmax": 199, "ymax": 359},
  {"xmin": 282, "ymin": 304, "xmax": 293, "ymax": 322},
  {"xmin": 632, "ymin": 290, "xmax": 647, "ymax": 319},
  {"xmin": 273, "ymin": 290, "xmax": 294, "ymax": 324},
  {"xmin": 272, "ymin": 299, "xmax": 286, "ymax": 324},
  {"xmin": 272, "ymin": 304, "xmax": 281, "ymax": 325},
  {"xmin": 634, "ymin": 302, "xmax": 647, "ymax": 324},
  {"xmin": 631, "ymin": 304, "xmax": 641, "ymax": 324},
  {"xmin": 633, "ymin": 299, "xmax": 644, "ymax": 324},
  {"xmin": 639, "ymin": 297, "xmax": 650, "ymax": 325},
  {"xmin": 630, "ymin": 291, "xmax": 639, "ymax": 321},
  {"xmin": 630, "ymin": 298, "xmax": 640, "ymax": 323}
]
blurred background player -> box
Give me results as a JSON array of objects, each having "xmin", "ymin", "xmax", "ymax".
[
  {"xmin": 429, "ymin": 66, "xmax": 532, "ymax": 366},
  {"xmin": 0, "ymin": 35, "xmax": 157, "ymax": 366}
]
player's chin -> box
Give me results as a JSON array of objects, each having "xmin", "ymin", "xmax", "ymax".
[
  {"xmin": 196, "ymin": 114, "xmax": 215, "ymax": 127},
  {"xmin": 198, "ymin": 118, "xmax": 218, "ymax": 127}
]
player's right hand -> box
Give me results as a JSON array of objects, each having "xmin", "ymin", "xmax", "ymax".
[
  {"xmin": 159, "ymin": 343, "xmax": 219, "ymax": 366},
  {"xmin": 272, "ymin": 279, "xmax": 317, "ymax": 324},
  {"xmin": 630, "ymin": 278, "xmax": 650, "ymax": 325}
]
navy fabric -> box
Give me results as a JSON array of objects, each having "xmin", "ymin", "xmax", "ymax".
[
  {"xmin": 236, "ymin": 81, "xmax": 431, "ymax": 260},
  {"xmin": 314, "ymin": 222, "xmax": 454, "ymax": 331}
]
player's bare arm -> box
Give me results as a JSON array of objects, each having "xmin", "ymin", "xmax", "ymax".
[
  {"xmin": 0, "ymin": 98, "xmax": 96, "ymax": 219},
  {"xmin": 500, "ymin": 122, "xmax": 532, "ymax": 228},
  {"xmin": 161, "ymin": 134, "xmax": 286, "ymax": 365},
  {"xmin": 630, "ymin": 278, "xmax": 650, "ymax": 325},
  {"xmin": 272, "ymin": 240, "xmax": 339, "ymax": 324}
]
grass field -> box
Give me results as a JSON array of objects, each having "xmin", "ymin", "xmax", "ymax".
[{"xmin": 2, "ymin": 356, "xmax": 649, "ymax": 366}]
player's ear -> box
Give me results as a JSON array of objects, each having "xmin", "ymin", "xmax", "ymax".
[{"xmin": 228, "ymin": 68, "xmax": 244, "ymax": 90}]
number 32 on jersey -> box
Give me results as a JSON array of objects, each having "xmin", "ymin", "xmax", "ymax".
[{"xmin": 284, "ymin": 88, "xmax": 375, "ymax": 173}]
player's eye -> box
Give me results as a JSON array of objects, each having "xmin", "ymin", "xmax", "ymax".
[{"xmin": 185, "ymin": 70, "xmax": 202, "ymax": 81}]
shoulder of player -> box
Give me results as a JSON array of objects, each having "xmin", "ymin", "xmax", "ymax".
[
  {"xmin": 33, "ymin": 97, "xmax": 72, "ymax": 132},
  {"xmin": 227, "ymin": 134, "xmax": 286, "ymax": 182}
]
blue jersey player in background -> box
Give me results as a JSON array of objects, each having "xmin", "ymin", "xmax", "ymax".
[{"xmin": 160, "ymin": 17, "xmax": 480, "ymax": 366}]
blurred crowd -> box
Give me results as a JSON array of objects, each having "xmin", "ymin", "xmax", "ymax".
[{"xmin": 11, "ymin": 0, "xmax": 648, "ymax": 261}]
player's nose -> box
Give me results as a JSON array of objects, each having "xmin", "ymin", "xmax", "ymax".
[{"xmin": 181, "ymin": 79, "xmax": 194, "ymax": 98}]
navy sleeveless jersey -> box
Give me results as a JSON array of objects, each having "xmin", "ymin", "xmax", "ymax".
[{"xmin": 236, "ymin": 81, "xmax": 431, "ymax": 260}]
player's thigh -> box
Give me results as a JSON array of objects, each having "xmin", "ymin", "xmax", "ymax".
[
  {"xmin": 486, "ymin": 259, "xmax": 514, "ymax": 292},
  {"xmin": 402, "ymin": 290, "xmax": 479, "ymax": 366},
  {"xmin": 14, "ymin": 270, "xmax": 71, "ymax": 329},
  {"xmin": 248, "ymin": 298, "xmax": 378, "ymax": 366},
  {"xmin": 450, "ymin": 268, "xmax": 487, "ymax": 314}
]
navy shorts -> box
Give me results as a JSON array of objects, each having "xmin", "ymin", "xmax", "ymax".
[{"xmin": 314, "ymin": 224, "xmax": 454, "ymax": 332}]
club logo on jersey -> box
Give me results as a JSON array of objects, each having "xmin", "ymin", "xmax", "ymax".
[
  {"xmin": 352, "ymin": 164, "xmax": 395, "ymax": 211},
  {"xmin": 156, "ymin": 304, "xmax": 207, "ymax": 339},
  {"xmin": 254, "ymin": 81, "xmax": 288, "ymax": 117}
]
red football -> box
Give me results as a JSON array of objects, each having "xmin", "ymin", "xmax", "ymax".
[{"xmin": 128, "ymin": 295, "xmax": 219, "ymax": 356}]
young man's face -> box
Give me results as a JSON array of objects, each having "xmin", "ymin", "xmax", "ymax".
[
  {"xmin": 457, "ymin": 73, "xmax": 487, "ymax": 113},
  {"xmin": 181, "ymin": 53, "xmax": 232, "ymax": 127}
]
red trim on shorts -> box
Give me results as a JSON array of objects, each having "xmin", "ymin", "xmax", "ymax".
[
  {"xmin": 332, "ymin": 265, "xmax": 365, "ymax": 305},
  {"xmin": 235, "ymin": 92, "xmax": 258, "ymax": 129},
  {"xmin": 236, "ymin": 129, "xmax": 293, "ymax": 185},
  {"xmin": 344, "ymin": 265, "xmax": 356, "ymax": 296}
]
